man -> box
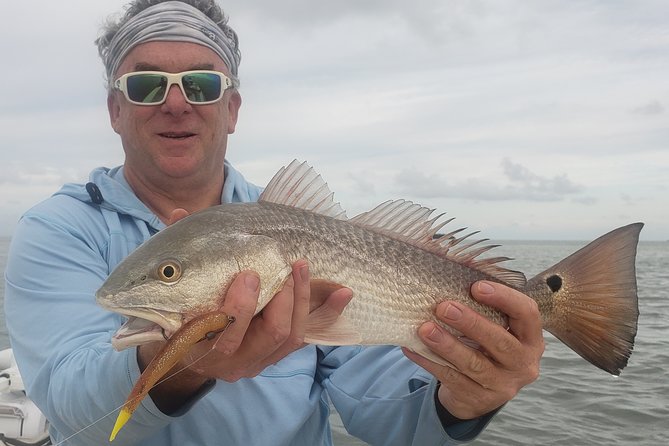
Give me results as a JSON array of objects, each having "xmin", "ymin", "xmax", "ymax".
[{"xmin": 4, "ymin": 1, "xmax": 544, "ymax": 444}]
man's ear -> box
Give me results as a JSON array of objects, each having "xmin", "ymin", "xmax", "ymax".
[
  {"xmin": 226, "ymin": 90, "xmax": 242, "ymax": 134},
  {"xmin": 107, "ymin": 93, "xmax": 121, "ymax": 135}
]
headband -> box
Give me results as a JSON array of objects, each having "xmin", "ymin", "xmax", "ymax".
[{"xmin": 104, "ymin": 1, "xmax": 240, "ymax": 87}]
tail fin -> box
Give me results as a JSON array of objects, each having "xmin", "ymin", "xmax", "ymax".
[{"xmin": 526, "ymin": 223, "xmax": 642, "ymax": 375}]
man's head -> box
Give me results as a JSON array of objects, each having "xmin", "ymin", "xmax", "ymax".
[
  {"xmin": 96, "ymin": 0, "xmax": 241, "ymax": 90},
  {"xmin": 97, "ymin": 0, "xmax": 242, "ymax": 193}
]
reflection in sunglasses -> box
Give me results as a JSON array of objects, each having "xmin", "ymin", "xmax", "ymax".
[{"xmin": 114, "ymin": 70, "xmax": 233, "ymax": 106}]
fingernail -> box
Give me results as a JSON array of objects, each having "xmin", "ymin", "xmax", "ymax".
[
  {"xmin": 299, "ymin": 263, "xmax": 309, "ymax": 282},
  {"xmin": 477, "ymin": 281, "xmax": 495, "ymax": 295},
  {"xmin": 425, "ymin": 323, "xmax": 443, "ymax": 342},
  {"xmin": 441, "ymin": 303, "xmax": 462, "ymax": 321},
  {"xmin": 245, "ymin": 273, "xmax": 260, "ymax": 292}
]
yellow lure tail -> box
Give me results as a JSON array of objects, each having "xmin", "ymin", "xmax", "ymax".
[{"xmin": 109, "ymin": 408, "xmax": 132, "ymax": 442}]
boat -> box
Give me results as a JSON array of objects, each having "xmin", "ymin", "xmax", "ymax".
[{"xmin": 0, "ymin": 349, "xmax": 50, "ymax": 445}]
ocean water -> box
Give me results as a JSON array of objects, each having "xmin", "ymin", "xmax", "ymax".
[{"xmin": 0, "ymin": 236, "xmax": 667, "ymax": 445}]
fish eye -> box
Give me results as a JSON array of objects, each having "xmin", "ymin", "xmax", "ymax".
[{"xmin": 157, "ymin": 260, "xmax": 182, "ymax": 283}]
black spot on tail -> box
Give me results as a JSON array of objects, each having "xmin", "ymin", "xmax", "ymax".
[{"xmin": 546, "ymin": 275, "xmax": 563, "ymax": 293}]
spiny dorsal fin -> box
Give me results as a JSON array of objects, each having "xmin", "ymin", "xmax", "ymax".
[
  {"xmin": 260, "ymin": 160, "xmax": 348, "ymax": 220},
  {"xmin": 350, "ymin": 199, "xmax": 526, "ymax": 287}
]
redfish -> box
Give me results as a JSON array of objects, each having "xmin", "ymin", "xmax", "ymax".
[{"xmin": 97, "ymin": 160, "xmax": 641, "ymax": 440}]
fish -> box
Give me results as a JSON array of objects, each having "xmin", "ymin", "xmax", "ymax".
[{"xmin": 96, "ymin": 160, "xmax": 642, "ymax": 440}]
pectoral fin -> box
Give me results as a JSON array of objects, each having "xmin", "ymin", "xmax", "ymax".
[
  {"xmin": 304, "ymin": 279, "xmax": 361, "ymax": 345},
  {"xmin": 304, "ymin": 307, "xmax": 362, "ymax": 345}
]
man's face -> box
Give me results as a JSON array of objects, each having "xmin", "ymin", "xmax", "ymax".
[{"xmin": 108, "ymin": 41, "xmax": 241, "ymax": 183}]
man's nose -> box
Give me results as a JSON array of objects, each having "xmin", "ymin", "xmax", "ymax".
[{"xmin": 161, "ymin": 84, "xmax": 192, "ymax": 114}]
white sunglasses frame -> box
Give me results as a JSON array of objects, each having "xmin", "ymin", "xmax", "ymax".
[{"xmin": 113, "ymin": 70, "xmax": 235, "ymax": 106}]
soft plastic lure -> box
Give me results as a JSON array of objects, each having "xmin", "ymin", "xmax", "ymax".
[{"xmin": 110, "ymin": 312, "xmax": 235, "ymax": 441}]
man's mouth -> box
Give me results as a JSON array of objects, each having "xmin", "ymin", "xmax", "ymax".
[{"xmin": 159, "ymin": 132, "xmax": 196, "ymax": 139}]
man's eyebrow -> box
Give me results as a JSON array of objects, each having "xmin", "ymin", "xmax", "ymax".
[
  {"xmin": 134, "ymin": 63, "xmax": 161, "ymax": 71},
  {"xmin": 133, "ymin": 63, "xmax": 216, "ymax": 71}
]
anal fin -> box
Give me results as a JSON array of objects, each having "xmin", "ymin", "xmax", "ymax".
[{"xmin": 407, "ymin": 344, "xmax": 457, "ymax": 369}]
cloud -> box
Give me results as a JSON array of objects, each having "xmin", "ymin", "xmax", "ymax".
[
  {"xmin": 395, "ymin": 158, "xmax": 585, "ymax": 202},
  {"xmin": 631, "ymin": 100, "xmax": 664, "ymax": 116},
  {"xmin": 572, "ymin": 196, "xmax": 598, "ymax": 205},
  {"xmin": 232, "ymin": 0, "xmax": 462, "ymax": 34},
  {"xmin": 501, "ymin": 158, "xmax": 584, "ymax": 196},
  {"xmin": 346, "ymin": 172, "xmax": 377, "ymax": 196},
  {"xmin": 0, "ymin": 164, "xmax": 81, "ymax": 187},
  {"xmin": 620, "ymin": 193, "xmax": 636, "ymax": 206}
]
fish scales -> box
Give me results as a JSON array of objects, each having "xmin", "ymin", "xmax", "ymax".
[{"xmin": 239, "ymin": 202, "xmax": 506, "ymax": 345}]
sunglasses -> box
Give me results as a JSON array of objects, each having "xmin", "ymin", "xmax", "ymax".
[{"xmin": 113, "ymin": 70, "xmax": 236, "ymax": 105}]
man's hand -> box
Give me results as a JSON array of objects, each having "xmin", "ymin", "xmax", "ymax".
[
  {"xmin": 138, "ymin": 259, "xmax": 352, "ymax": 413},
  {"xmin": 404, "ymin": 281, "xmax": 544, "ymax": 420},
  {"xmin": 193, "ymin": 260, "xmax": 352, "ymax": 381}
]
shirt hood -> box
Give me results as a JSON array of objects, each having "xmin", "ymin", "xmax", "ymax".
[{"xmin": 53, "ymin": 161, "xmax": 262, "ymax": 231}]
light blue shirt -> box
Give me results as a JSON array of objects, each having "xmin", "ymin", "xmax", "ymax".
[{"xmin": 4, "ymin": 162, "xmax": 494, "ymax": 445}]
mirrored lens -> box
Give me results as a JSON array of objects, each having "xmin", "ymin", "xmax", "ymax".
[
  {"xmin": 182, "ymin": 73, "xmax": 222, "ymax": 102},
  {"xmin": 126, "ymin": 74, "xmax": 168, "ymax": 104},
  {"xmin": 123, "ymin": 72, "xmax": 226, "ymax": 104}
]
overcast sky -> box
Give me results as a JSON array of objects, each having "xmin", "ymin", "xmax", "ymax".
[{"xmin": 1, "ymin": 0, "xmax": 667, "ymax": 240}]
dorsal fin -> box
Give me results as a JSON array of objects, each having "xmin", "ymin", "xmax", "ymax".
[
  {"xmin": 259, "ymin": 160, "xmax": 348, "ymax": 220},
  {"xmin": 350, "ymin": 200, "xmax": 526, "ymax": 287}
]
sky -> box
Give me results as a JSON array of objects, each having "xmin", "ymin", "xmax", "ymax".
[{"xmin": 0, "ymin": 0, "xmax": 667, "ymax": 240}]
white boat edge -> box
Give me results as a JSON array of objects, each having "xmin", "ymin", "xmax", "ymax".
[{"xmin": 0, "ymin": 348, "xmax": 51, "ymax": 445}]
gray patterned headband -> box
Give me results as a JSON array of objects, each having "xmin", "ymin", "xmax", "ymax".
[{"xmin": 105, "ymin": 1, "xmax": 240, "ymax": 88}]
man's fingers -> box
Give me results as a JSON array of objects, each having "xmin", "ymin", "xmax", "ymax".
[
  {"xmin": 406, "ymin": 281, "xmax": 545, "ymax": 419},
  {"xmin": 288, "ymin": 260, "xmax": 311, "ymax": 348},
  {"xmin": 403, "ymin": 347, "xmax": 500, "ymax": 419},
  {"xmin": 433, "ymin": 300, "xmax": 522, "ymax": 367},
  {"xmin": 212, "ymin": 271, "xmax": 261, "ymax": 355},
  {"xmin": 184, "ymin": 263, "xmax": 354, "ymax": 382},
  {"xmin": 471, "ymin": 281, "xmax": 544, "ymax": 347},
  {"xmin": 217, "ymin": 273, "xmax": 299, "ymax": 380},
  {"xmin": 166, "ymin": 208, "xmax": 190, "ymax": 225},
  {"xmin": 426, "ymin": 281, "xmax": 544, "ymax": 377},
  {"xmin": 259, "ymin": 261, "xmax": 312, "ymax": 366},
  {"xmin": 415, "ymin": 321, "xmax": 499, "ymax": 386}
]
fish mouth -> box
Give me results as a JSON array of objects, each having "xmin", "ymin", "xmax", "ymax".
[{"xmin": 107, "ymin": 307, "xmax": 184, "ymax": 351}]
